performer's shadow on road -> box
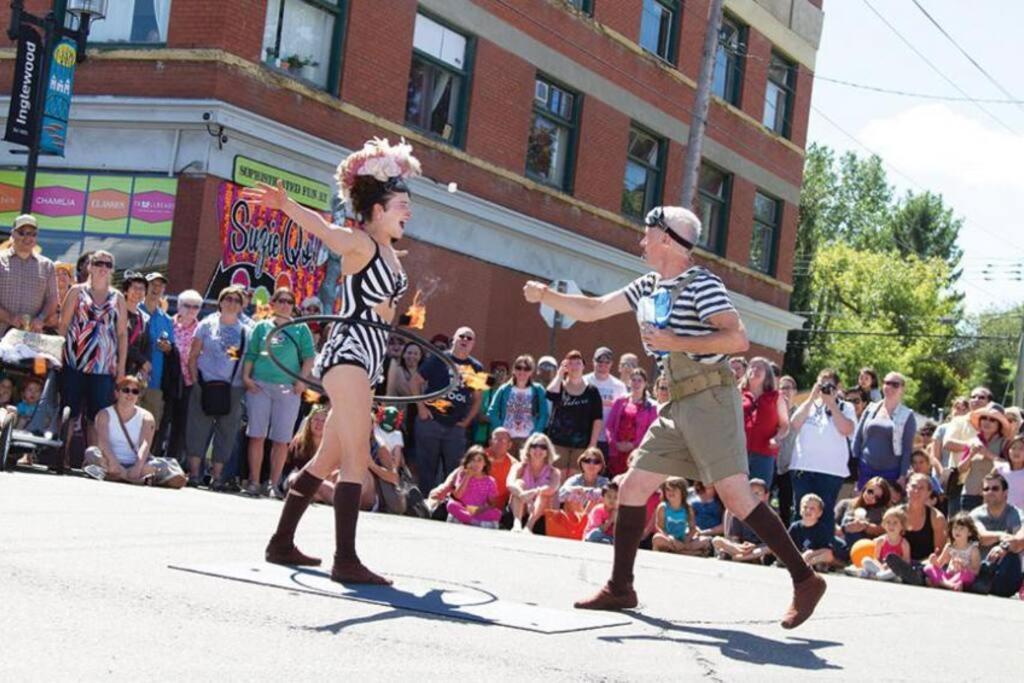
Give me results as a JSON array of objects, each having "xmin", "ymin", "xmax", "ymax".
[
  {"xmin": 307, "ymin": 587, "xmax": 475, "ymax": 635},
  {"xmin": 600, "ymin": 612, "xmax": 842, "ymax": 671}
]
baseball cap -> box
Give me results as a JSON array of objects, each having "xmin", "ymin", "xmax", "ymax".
[
  {"xmin": 146, "ymin": 271, "xmax": 168, "ymax": 283},
  {"xmin": 537, "ymin": 355, "xmax": 558, "ymax": 370},
  {"xmin": 593, "ymin": 346, "xmax": 614, "ymax": 362},
  {"xmin": 13, "ymin": 214, "xmax": 37, "ymax": 230}
]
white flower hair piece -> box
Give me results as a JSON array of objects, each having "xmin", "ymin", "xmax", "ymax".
[{"xmin": 336, "ymin": 137, "xmax": 422, "ymax": 203}]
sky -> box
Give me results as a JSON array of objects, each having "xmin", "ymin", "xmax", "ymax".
[{"xmin": 806, "ymin": 0, "xmax": 1024, "ymax": 315}]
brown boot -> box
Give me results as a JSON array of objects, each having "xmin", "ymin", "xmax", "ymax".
[
  {"xmin": 330, "ymin": 558, "xmax": 393, "ymax": 586},
  {"xmin": 265, "ymin": 534, "xmax": 321, "ymax": 567},
  {"xmin": 781, "ymin": 573, "xmax": 827, "ymax": 629},
  {"xmin": 574, "ymin": 582, "xmax": 638, "ymax": 611}
]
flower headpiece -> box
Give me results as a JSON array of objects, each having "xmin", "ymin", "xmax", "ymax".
[{"xmin": 336, "ymin": 137, "xmax": 422, "ymax": 204}]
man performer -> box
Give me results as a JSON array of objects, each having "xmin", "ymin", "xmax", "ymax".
[{"xmin": 523, "ymin": 206, "xmax": 826, "ymax": 629}]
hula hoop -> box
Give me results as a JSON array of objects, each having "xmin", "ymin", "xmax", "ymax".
[{"xmin": 263, "ymin": 315, "xmax": 462, "ymax": 404}]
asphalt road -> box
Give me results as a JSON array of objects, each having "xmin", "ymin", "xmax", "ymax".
[{"xmin": 2, "ymin": 471, "xmax": 1020, "ymax": 681}]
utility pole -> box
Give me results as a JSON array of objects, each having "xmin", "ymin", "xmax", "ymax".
[
  {"xmin": 1014, "ymin": 314, "xmax": 1024, "ymax": 407},
  {"xmin": 680, "ymin": 0, "xmax": 725, "ymax": 210}
]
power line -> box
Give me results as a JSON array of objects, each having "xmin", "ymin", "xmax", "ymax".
[
  {"xmin": 861, "ymin": 0, "xmax": 1018, "ymax": 135},
  {"xmin": 813, "ymin": 74, "xmax": 1024, "ymax": 104}
]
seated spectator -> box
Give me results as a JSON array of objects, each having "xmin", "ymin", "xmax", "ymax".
[
  {"xmin": 14, "ymin": 376, "xmax": 43, "ymax": 430},
  {"xmin": 908, "ymin": 448, "xmax": 943, "ymax": 506},
  {"xmin": 885, "ymin": 473, "xmax": 947, "ymax": 585},
  {"xmin": 0, "ymin": 214, "xmax": 58, "ymax": 335},
  {"xmin": 366, "ymin": 414, "xmax": 407, "ymax": 514},
  {"xmin": 544, "ymin": 350, "xmax": 602, "ymax": 479},
  {"xmin": 122, "ymin": 271, "xmax": 150, "ymax": 379},
  {"xmin": 970, "ymin": 472, "xmax": 1022, "ymax": 559},
  {"xmin": 446, "ymin": 446, "xmax": 501, "ymax": 528},
  {"xmin": 852, "ymin": 372, "xmax": 916, "ymax": 488},
  {"xmin": 958, "ymin": 403, "xmax": 1010, "ymax": 512},
  {"xmin": 604, "ymin": 368, "xmax": 657, "ymax": 477},
  {"xmin": 485, "ymin": 427, "xmax": 517, "ymax": 526},
  {"xmin": 923, "ymin": 512, "xmax": 981, "ymax": 591},
  {"xmin": 712, "ymin": 478, "xmax": 771, "ymax": 563},
  {"xmin": 558, "ymin": 448, "xmax": 609, "ymax": 511},
  {"xmin": 689, "ymin": 481, "xmax": 724, "ymax": 537},
  {"xmin": 996, "ymin": 434, "xmax": 1024, "ymax": 509},
  {"xmin": 374, "ymin": 406, "xmax": 406, "ymax": 469},
  {"xmin": 0, "ymin": 376, "xmax": 13, "ymax": 406},
  {"xmin": 847, "ymin": 507, "xmax": 910, "ymax": 580},
  {"xmin": 788, "ymin": 493, "xmax": 837, "ymax": 572},
  {"xmin": 81, "ymin": 375, "xmax": 185, "ymax": 488},
  {"xmin": 970, "ymin": 524, "xmax": 1024, "ymax": 599},
  {"xmin": 507, "ymin": 433, "xmax": 561, "ymax": 533},
  {"xmin": 583, "ymin": 482, "xmax": 619, "ymax": 544},
  {"xmin": 286, "ymin": 405, "xmax": 332, "ymax": 503},
  {"xmin": 653, "ymin": 477, "xmax": 709, "ymax": 555},
  {"xmin": 837, "ymin": 476, "xmax": 892, "ymax": 550},
  {"xmin": 487, "ymin": 354, "xmax": 550, "ymax": 455}
]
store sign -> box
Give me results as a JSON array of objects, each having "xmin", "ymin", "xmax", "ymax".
[
  {"xmin": 232, "ymin": 156, "xmax": 333, "ymax": 212},
  {"xmin": 39, "ymin": 37, "xmax": 78, "ymax": 156},
  {"xmin": 0, "ymin": 170, "xmax": 177, "ymax": 236},
  {"xmin": 3, "ymin": 25, "xmax": 44, "ymax": 147},
  {"xmin": 205, "ymin": 181, "xmax": 329, "ymax": 305}
]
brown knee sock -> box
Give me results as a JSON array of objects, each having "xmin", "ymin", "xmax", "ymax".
[
  {"xmin": 333, "ymin": 481, "xmax": 363, "ymax": 563},
  {"xmin": 609, "ymin": 505, "xmax": 648, "ymax": 593},
  {"xmin": 742, "ymin": 502, "xmax": 813, "ymax": 583},
  {"xmin": 271, "ymin": 470, "xmax": 323, "ymax": 543}
]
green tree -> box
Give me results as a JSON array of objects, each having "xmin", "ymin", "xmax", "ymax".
[
  {"xmin": 888, "ymin": 190, "xmax": 964, "ymax": 281},
  {"xmin": 956, "ymin": 306, "xmax": 1023, "ymax": 403}
]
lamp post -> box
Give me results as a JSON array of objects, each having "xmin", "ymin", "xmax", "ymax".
[{"xmin": 6, "ymin": 0, "xmax": 107, "ymax": 214}]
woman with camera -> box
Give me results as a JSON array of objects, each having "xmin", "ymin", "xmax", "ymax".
[{"xmin": 788, "ymin": 368, "xmax": 857, "ymax": 533}]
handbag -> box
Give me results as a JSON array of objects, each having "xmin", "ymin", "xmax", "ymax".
[
  {"xmin": 200, "ymin": 327, "xmax": 246, "ymax": 416},
  {"xmin": 115, "ymin": 408, "xmax": 185, "ymax": 488}
]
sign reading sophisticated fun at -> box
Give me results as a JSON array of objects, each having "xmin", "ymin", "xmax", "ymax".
[{"xmin": 204, "ymin": 181, "xmax": 329, "ymax": 306}]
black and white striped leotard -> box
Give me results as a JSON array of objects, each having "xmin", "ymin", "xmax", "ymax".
[{"xmin": 314, "ymin": 241, "xmax": 408, "ymax": 386}]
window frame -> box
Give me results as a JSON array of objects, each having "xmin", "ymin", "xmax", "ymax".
[
  {"xmin": 639, "ymin": 0, "xmax": 680, "ymax": 65},
  {"xmin": 564, "ymin": 0, "xmax": 594, "ymax": 15},
  {"xmin": 262, "ymin": 0, "xmax": 349, "ymax": 96},
  {"xmin": 404, "ymin": 9, "xmax": 476, "ymax": 149},
  {"xmin": 81, "ymin": 0, "xmax": 174, "ymax": 49},
  {"xmin": 621, "ymin": 122, "xmax": 665, "ymax": 220},
  {"xmin": 525, "ymin": 73, "xmax": 582, "ymax": 193},
  {"xmin": 696, "ymin": 161, "xmax": 732, "ymax": 256},
  {"xmin": 712, "ymin": 14, "xmax": 746, "ymax": 107},
  {"xmin": 749, "ymin": 190, "xmax": 781, "ymax": 275},
  {"xmin": 763, "ymin": 50, "xmax": 796, "ymax": 139}
]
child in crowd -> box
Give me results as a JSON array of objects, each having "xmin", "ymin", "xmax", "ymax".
[
  {"xmin": 909, "ymin": 449, "xmax": 943, "ymax": 505},
  {"xmin": 848, "ymin": 506, "xmax": 910, "ymax": 580},
  {"xmin": 995, "ymin": 435, "xmax": 1024, "ymax": 510},
  {"xmin": 446, "ymin": 447, "xmax": 501, "ymax": 529},
  {"xmin": 15, "ymin": 376, "xmax": 43, "ymax": 430},
  {"xmin": 712, "ymin": 478, "xmax": 771, "ymax": 563},
  {"xmin": 653, "ymin": 477, "xmax": 709, "ymax": 555},
  {"xmin": 689, "ymin": 481, "xmax": 725, "ymax": 537},
  {"xmin": 0, "ymin": 377, "xmax": 14, "ymax": 407},
  {"xmin": 583, "ymin": 482, "xmax": 619, "ymax": 544},
  {"xmin": 788, "ymin": 493, "xmax": 836, "ymax": 572},
  {"xmin": 924, "ymin": 512, "xmax": 982, "ymax": 591}
]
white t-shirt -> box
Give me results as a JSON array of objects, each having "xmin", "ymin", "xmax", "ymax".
[
  {"xmin": 584, "ymin": 372, "xmax": 627, "ymax": 442},
  {"xmin": 374, "ymin": 426, "xmax": 404, "ymax": 452},
  {"xmin": 790, "ymin": 400, "xmax": 857, "ymax": 478},
  {"xmin": 996, "ymin": 462, "xmax": 1024, "ymax": 510}
]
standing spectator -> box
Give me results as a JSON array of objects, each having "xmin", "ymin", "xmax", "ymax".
[
  {"xmin": 885, "ymin": 473, "xmax": 947, "ymax": 585},
  {"xmin": 386, "ymin": 341, "xmax": 424, "ymax": 474},
  {"xmin": 774, "ymin": 375, "xmax": 799, "ymax": 526},
  {"xmin": 58, "ymin": 250, "xmax": 127, "ymax": 446},
  {"xmin": 376, "ymin": 334, "xmax": 405, "ymax": 397},
  {"xmin": 653, "ymin": 374, "xmax": 671, "ymax": 405},
  {"xmin": 508, "ymin": 433, "xmax": 561, "ymax": 533},
  {"xmin": 932, "ymin": 387, "xmax": 991, "ymax": 516},
  {"xmin": 430, "ymin": 333, "xmax": 450, "ymax": 353},
  {"xmin": 844, "ymin": 387, "xmax": 869, "ymax": 421},
  {"xmin": 996, "ymin": 434, "xmax": 1024, "ymax": 509},
  {"xmin": 242, "ymin": 287, "xmax": 315, "ymax": 497},
  {"xmin": 487, "ymin": 354, "xmax": 549, "ymax": 455},
  {"xmin": 584, "ymin": 346, "xmax": 627, "ymax": 459},
  {"xmin": 139, "ymin": 272, "xmax": 173, "ymax": 451},
  {"xmin": 604, "ymin": 368, "xmax": 658, "ymax": 477},
  {"xmin": 0, "ymin": 214, "xmax": 58, "ymax": 334},
  {"xmin": 121, "ymin": 271, "xmax": 150, "ymax": 379},
  {"xmin": 473, "ymin": 360, "xmax": 509, "ymax": 446},
  {"xmin": 858, "ymin": 367, "xmax": 882, "ymax": 402},
  {"xmin": 535, "ymin": 355, "xmax": 558, "ymax": 386},
  {"xmin": 1005, "ymin": 406, "xmax": 1022, "ymax": 437},
  {"xmin": 789, "ymin": 368, "xmax": 856, "ymax": 534},
  {"xmin": 185, "ymin": 285, "xmax": 250, "ymax": 489},
  {"xmin": 415, "ymin": 326, "xmax": 483, "ymax": 492},
  {"xmin": 728, "ymin": 356, "xmax": 747, "ymax": 383},
  {"xmin": 616, "ymin": 352, "xmax": 639, "ymax": 385},
  {"xmin": 957, "ymin": 403, "xmax": 1010, "ymax": 512},
  {"xmin": 165, "ymin": 289, "xmax": 202, "ymax": 464},
  {"xmin": 54, "ymin": 261, "xmax": 74, "ymax": 315},
  {"xmin": 740, "ymin": 357, "xmax": 789, "ymax": 489},
  {"xmin": 74, "ymin": 250, "xmax": 93, "ymax": 283},
  {"xmin": 544, "ymin": 350, "xmax": 603, "ymax": 479},
  {"xmin": 852, "ymin": 372, "xmax": 916, "ymax": 488},
  {"xmin": 299, "ymin": 296, "xmax": 325, "ymax": 349}
]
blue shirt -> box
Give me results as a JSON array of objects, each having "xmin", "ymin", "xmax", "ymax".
[
  {"xmin": 788, "ymin": 518, "xmax": 835, "ymax": 551},
  {"xmin": 140, "ymin": 302, "xmax": 174, "ymax": 389},
  {"xmin": 419, "ymin": 352, "xmax": 482, "ymax": 426}
]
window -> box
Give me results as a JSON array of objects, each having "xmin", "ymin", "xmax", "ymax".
[
  {"xmin": 621, "ymin": 125, "xmax": 664, "ymax": 219},
  {"xmin": 565, "ymin": 0, "xmax": 593, "ymax": 13},
  {"xmin": 639, "ymin": 0, "xmax": 678, "ymax": 62},
  {"xmin": 697, "ymin": 163, "xmax": 731, "ymax": 254},
  {"xmin": 763, "ymin": 51, "xmax": 796, "ymax": 137},
  {"xmin": 750, "ymin": 191, "xmax": 780, "ymax": 274},
  {"xmin": 712, "ymin": 16, "xmax": 745, "ymax": 106},
  {"xmin": 262, "ymin": 0, "xmax": 346, "ymax": 92},
  {"xmin": 86, "ymin": 0, "xmax": 172, "ymax": 44},
  {"xmin": 526, "ymin": 76, "xmax": 579, "ymax": 191},
  {"xmin": 405, "ymin": 13, "xmax": 473, "ymax": 146}
]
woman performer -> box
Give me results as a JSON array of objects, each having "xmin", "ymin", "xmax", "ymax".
[{"xmin": 241, "ymin": 137, "xmax": 420, "ymax": 585}]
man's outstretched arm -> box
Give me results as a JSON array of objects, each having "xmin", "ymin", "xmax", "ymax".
[{"xmin": 523, "ymin": 281, "xmax": 632, "ymax": 323}]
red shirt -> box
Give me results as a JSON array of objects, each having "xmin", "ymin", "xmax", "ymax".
[{"xmin": 743, "ymin": 389, "xmax": 780, "ymax": 457}]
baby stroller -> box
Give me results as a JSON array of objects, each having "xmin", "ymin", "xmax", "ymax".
[{"xmin": 0, "ymin": 358, "xmax": 72, "ymax": 473}]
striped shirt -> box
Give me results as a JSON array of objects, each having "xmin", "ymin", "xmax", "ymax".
[{"xmin": 622, "ymin": 267, "xmax": 736, "ymax": 364}]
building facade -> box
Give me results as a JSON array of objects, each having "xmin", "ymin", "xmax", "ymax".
[{"xmin": 0, "ymin": 0, "xmax": 822, "ymax": 367}]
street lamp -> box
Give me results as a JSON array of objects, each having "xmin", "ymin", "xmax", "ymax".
[{"xmin": 6, "ymin": 0, "xmax": 108, "ymax": 214}]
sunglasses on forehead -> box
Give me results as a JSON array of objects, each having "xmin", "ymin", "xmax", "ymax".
[{"xmin": 644, "ymin": 207, "xmax": 694, "ymax": 250}]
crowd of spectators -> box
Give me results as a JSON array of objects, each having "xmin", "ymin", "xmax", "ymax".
[{"xmin": 2, "ymin": 211, "xmax": 1022, "ymax": 601}]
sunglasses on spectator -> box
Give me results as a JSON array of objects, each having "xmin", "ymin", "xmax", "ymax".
[
  {"xmin": 92, "ymin": 260, "xmax": 114, "ymax": 269},
  {"xmin": 596, "ymin": 357, "xmax": 612, "ymax": 364},
  {"xmin": 979, "ymin": 416, "xmax": 997, "ymax": 424},
  {"xmin": 781, "ymin": 385, "xmax": 796, "ymax": 391},
  {"xmin": 883, "ymin": 380, "xmax": 903, "ymax": 387},
  {"xmin": 180, "ymin": 303, "xmax": 200, "ymax": 310},
  {"xmin": 971, "ymin": 393, "xmax": 989, "ymax": 400},
  {"xmin": 529, "ymin": 443, "xmax": 549, "ymax": 451},
  {"xmin": 458, "ymin": 334, "xmax": 474, "ymax": 341},
  {"xmin": 14, "ymin": 228, "xmax": 37, "ymax": 237},
  {"xmin": 982, "ymin": 486, "xmax": 1004, "ymax": 492},
  {"xmin": 222, "ymin": 297, "xmax": 243, "ymax": 304},
  {"xmin": 581, "ymin": 457, "xmax": 602, "ymax": 465},
  {"xmin": 274, "ymin": 298, "xmax": 295, "ymax": 305},
  {"xmin": 303, "ymin": 305, "xmax": 321, "ymax": 313},
  {"xmin": 119, "ymin": 387, "xmax": 141, "ymax": 395},
  {"xmin": 514, "ymin": 365, "xmax": 532, "ymax": 371}
]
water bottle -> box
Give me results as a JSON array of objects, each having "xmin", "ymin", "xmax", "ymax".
[{"xmin": 652, "ymin": 288, "xmax": 672, "ymax": 328}]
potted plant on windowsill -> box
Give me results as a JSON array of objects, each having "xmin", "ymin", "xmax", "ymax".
[{"xmin": 282, "ymin": 54, "xmax": 319, "ymax": 81}]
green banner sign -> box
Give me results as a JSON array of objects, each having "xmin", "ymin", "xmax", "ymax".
[{"xmin": 232, "ymin": 156, "xmax": 332, "ymax": 211}]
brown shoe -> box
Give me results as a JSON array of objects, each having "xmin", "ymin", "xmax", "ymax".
[
  {"xmin": 781, "ymin": 573, "xmax": 827, "ymax": 629},
  {"xmin": 573, "ymin": 583, "xmax": 638, "ymax": 611},
  {"xmin": 265, "ymin": 535, "xmax": 321, "ymax": 567},
  {"xmin": 330, "ymin": 559, "xmax": 393, "ymax": 586}
]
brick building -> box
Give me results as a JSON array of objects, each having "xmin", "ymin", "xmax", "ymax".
[{"xmin": 0, "ymin": 0, "xmax": 822, "ymax": 367}]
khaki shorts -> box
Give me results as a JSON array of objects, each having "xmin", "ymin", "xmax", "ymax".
[
  {"xmin": 633, "ymin": 382, "xmax": 748, "ymax": 485},
  {"xmin": 552, "ymin": 445, "xmax": 586, "ymax": 470}
]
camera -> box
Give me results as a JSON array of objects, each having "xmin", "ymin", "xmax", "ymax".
[{"xmin": 820, "ymin": 383, "xmax": 835, "ymax": 396}]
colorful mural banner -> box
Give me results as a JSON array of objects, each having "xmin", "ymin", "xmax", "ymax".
[
  {"xmin": 39, "ymin": 37, "xmax": 78, "ymax": 156},
  {"xmin": 205, "ymin": 182, "xmax": 329, "ymax": 305},
  {"xmin": 0, "ymin": 170, "xmax": 177, "ymax": 236}
]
